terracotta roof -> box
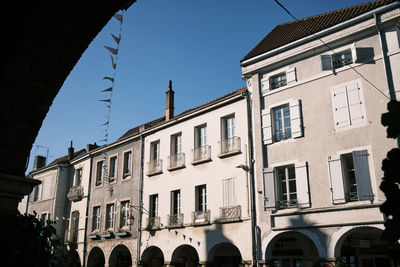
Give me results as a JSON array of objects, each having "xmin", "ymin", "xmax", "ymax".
[
  {"xmin": 119, "ymin": 87, "xmax": 247, "ymax": 140},
  {"xmin": 241, "ymin": 0, "xmax": 397, "ymax": 63}
]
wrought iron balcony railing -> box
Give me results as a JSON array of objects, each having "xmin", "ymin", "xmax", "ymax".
[
  {"xmin": 219, "ymin": 205, "xmax": 241, "ymax": 222},
  {"xmin": 191, "ymin": 210, "xmax": 210, "ymax": 225},
  {"xmin": 191, "ymin": 145, "xmax": 211, "ymax": 164},
  {"xmin": 277, "ymin": 199, "xmax": 298, "ymax": 209},
  {"xmin": 64, "ymin": 229, "xmax": 79, "ymax": 244},
  {"xmin": 167, "ymin": 213, "xmax": 184, "ymax": 228},
  {"xmin": 147, "ymin": 159, "xmax": 162, "ymax": 176},
  {"xmin": 270, "ymin": 79, "xmax": 287, "ymax": 89},
  {"xmin": 219, "ymin": 136, "xmax": 241, "ymax": 156},
  {"xmin": 146, "ymin": 216, "xmax": 160, "ymax": 229},
  {"xmin": 273, "ymin": 131, "xmax": 292, "ymax": 142},
  {"xmin": 67, "ymin": 186, "xmax": 84, "ymax": 202},
  {"xmin": 168, "ymin": 153, "xmax": 185, "ymax": 170}
]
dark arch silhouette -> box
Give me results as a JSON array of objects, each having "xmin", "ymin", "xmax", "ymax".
[
  {"xmin": 67, "ymin": 248, "xmax": 81, "ymax": 267},
  {"xmin": 109, "ymin": 244, "xmax": 132, "ymax": 267},
  {"xmin": 141, "ymin": 246, "xmax": 164, "ymax": 267},
  {"xmin": 208, "ymin": 242, "xmax": 242, "ymax": 267},
  {"xmin": 87, "ymin": 246, "xmax": 105, "ymax": 267},
  {"xmin": 171, "ymin": 244, "xmax": 199, "ymax": 267}
]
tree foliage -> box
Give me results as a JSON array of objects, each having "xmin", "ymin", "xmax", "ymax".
[{"xmin": 380, "ymin": 100, "xmax": 400, "ymax": 242}]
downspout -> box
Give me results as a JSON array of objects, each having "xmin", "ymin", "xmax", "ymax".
[
  {"xmin": 243, "ymin": 90, "xmax": 258, "ymax": 267},
  {"xmin": 137, "ymin": 132, "xmax": 145, "ymax": 266},
  {"xmin": 82, "ymin": 155, "xmax": 93, "ymax": 267}
]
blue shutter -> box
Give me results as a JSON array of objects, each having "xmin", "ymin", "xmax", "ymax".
[
  {"xmin": 353, "ymin": 150, "xmax": 374, "ymax": 201},
  {"xmin": 263, "ymin": 168, "xmax": 276, "ymax": 210},
  {"xmin": 321, "ymin": 55, "xmax": 332, "ymax": 70},
  {"xmin": 328, "ymin": 155, "xmax": 346, "ymax": 204}
]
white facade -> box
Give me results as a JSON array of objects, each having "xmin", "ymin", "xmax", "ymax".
[
  {"xmin": 140, "ymin": 89, "xmax": 254, "ymax": 266},
  {"xmin": 242, "ymin": 2, "xmax": 400, "ymax": 267}
]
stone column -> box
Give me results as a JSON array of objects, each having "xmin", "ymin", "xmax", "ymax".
[
  {"xmin": 198, "ymin": 261, "xmax": 209, "ymax": 267},
  {"xmin": 164, "ymin": 261, "xmax": 171, "ymax": 267}
]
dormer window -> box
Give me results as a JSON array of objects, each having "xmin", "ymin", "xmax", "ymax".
[
  {"xmin": 332, "ymin": 50, "xmax": 353, "ymax": 68},
  {"xmin": 261, "ymin": 68, "xmax": 296, "ymax": 93},
  {"xmin": 270, "ymin": 73, "xmax": 287, "ymax": 89}
]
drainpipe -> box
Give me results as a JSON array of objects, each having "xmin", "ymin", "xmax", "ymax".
[
  {"xmin": 82, "ymin": 155, "xmax": 93, "ymax": 267},
  {"xmin": 243, "ymin": 90, "xmax": 258, "ymax": 267},
  {"xmin": 137, "ymin": 131, "xmax": 145, "ymax": 266}
]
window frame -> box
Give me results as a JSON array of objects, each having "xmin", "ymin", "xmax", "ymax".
[
  {"xmin": 91, "ymin": 205, "xmax": 101, "ymax": 233},
  {"xmin": 275, "ymin": 164, "xmax": 297, "ymax": 209},
  {"xmin": 171, "ymin": 189, "xmax": 181, "ymax": 215},
  {"xmin": 122, "ymin": 149, "xmax": 133, "ymax": 179},
  {"xmin": 75, "ymin": 168, "xmax": 83, "ymax": 187},
  {"xmin": 195, "ymin": 184, "xmax": 207, "ymax": 212},
  {"xmin": 149, "ymin": 194, "xmax": 159, "ymax": 218},
  {"xmin": 105, "ymin": 202, "xmax": 115, "ymax": 231},
  {"xmin": 95, "ymin": 160, "xmax": 104, "ymax": 187},
  {"xmin": 270, "ymin": 72, "xmax": 287, "ymax": 89},
  {"xmin": 119, "ymin": 199, "xmax": 131, "ymax": 230},
  {"xmin": 271, "ymin": 104, "xmax": 292, "ymax": 143},
  {"xmin": 108, "ymin": 154, "xmax": 118, "ymax": 184}
]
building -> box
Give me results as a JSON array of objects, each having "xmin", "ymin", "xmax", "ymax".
[
  {"xmin": 139, "ymin": 82, "xmax": 255, "ymax": 267},
  {"xmin": 241, "ymin": 0, "xmax": 400, "ymax": 266}
]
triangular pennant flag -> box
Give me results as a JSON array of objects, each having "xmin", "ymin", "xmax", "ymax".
[
  {"xmin": 110, "ymin": 55, "xmax": 116, "ymax": 69},
  {"xmin": 102, "ymin": 87, "xmax": 113, "ymax": 92},
  {"xmin": 106, "ymin": 105, "xmax": 111, "ymax": 109},
  {"xmin": 98, "ymin": 138, "xmax": 107, "ymax": 142},
  {"xmin": 113, "ymin": 13, "xmax": 123, "ymax": 22},
  {"xmin": 99, "ymin": 99, "xmax": 111, "ymax": 103},
  {"xmin": 104, "ymin": 45, "xmax": 118, "ymax": 55},
  {"xmin": 111, "ymin": 33, "xmax": 121, "ymax": 44},
  {"xmin": 103, "ymin": 77, "xmax": 114, "ymax": 82},
  {"xmin": 99, "ymin": 121, "xmax": 109, "ymax": 126}
]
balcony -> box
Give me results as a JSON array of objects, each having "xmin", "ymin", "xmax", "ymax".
[
  {"xmin": 167, "ymin": 213, "xmax": 184, "ymax": 228},
  {"xmin": 219, "ymin": 205, "xmax": 241, "ymax": 222},
  {"xmin": 191, "ymin": 145, "xmax": 211, "ymax": 165},
  {"xmin": 191, "ymin": 210, "xmax": 210, "ymax": 226},
  {"xmin": 64, "ymin": 229, "xmax": 78, "ymax": 244},
  {"xmin": 147, "ymin": 159, "xmax": 162, "ymax": 176},
  {"xmin": 67, "ymin": 186, "xmax": 84, "ymax": 202},
  {"xmin": 146, "ymin": 216, "xmax": 160, "ymax": 230},
  {"xmin": 168, "ymin": 153, "xmax": 185, "ymax": 171},
  {"xmin": 218, "ymin": 137, "xmax": 241, "ymax": 158}
]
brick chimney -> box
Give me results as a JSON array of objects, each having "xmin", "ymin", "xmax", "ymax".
[
  {"xmin": 68, "ymin": 141, "xmax": 74, "ymax": 160},
  {"xmin": 165, "ymin": 80, "xmax": 174, "ymax": 121},
  {"xmin": 86, "ymin": 142, "xmax": 99, "ymax": 152},
  {"xmin": 33, "ymin": 155, "xmax": 46, "ymax": 170}
]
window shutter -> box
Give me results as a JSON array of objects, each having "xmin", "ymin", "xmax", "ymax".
[
  {"xmin": 295, "ymin": 162, "xmax": 310, "ymax": 208},
  {"xmin": 331, "ymin": 85, "xmax": 350, "ymax": 130},
  {"xmin": 263, "ymin": 168, "xmax": 276, "ymax": 210},
  {"xmin": 286, "ymin": 68, "xmax": 297, "ymax": 84},
  {"xmin": 351, "ymin": 43, "xmax": 358, "ymax": 63},
  {"xmin": 321, "ymin": 55, "xmax": 332, "ymax": 70},
  {"xmin": 353, "ymin": 150, "xmax": 373, "ymax": 201},
  {"xmin": 261, "ymin": 78, "xmax": 270, "ymax": 92},
  {"xmin": 347, "ymin": 81, "xmax": 365, "ymax": 126},
  {"xmin": 290, "ymin": 99, "xmax": 303, "ymax": 138},
  {"xmin": 328, "ymin": 155, "xmax": 346, "ymax": 204},
  {"xmin": 261, "ymin": 109, "xmax": 273, "ymax": 144},
  {"xmin": 38, "ymin": 183, "xmax": 42, "ymax": 201}
]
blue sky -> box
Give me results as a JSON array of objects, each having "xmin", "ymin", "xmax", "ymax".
[{"xmin": 28, "ymin": 0, "xmax": 370, "ymax": 171}]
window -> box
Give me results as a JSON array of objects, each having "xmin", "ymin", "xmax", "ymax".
[
  {"xmin": 263, "ymin": 162, "xmax": 310, "ymax": 210},
  {"xmin": 170, "ymin": 133, "xmax": 184, "ymax": 168},
  {"xmin": 171, "ymin": 190, "xmax": 181, "ymax": 215},
  {"xmin": 276, "ymin": 165, "xmax": 297, "ymax": 209},
  {"xmin": 193, "ymin": 124, "xmax": 210, "ymax": 162},
  {"xmin": 222, "ymin": 178, "xmax": 235, "ymax": 207},
  {"xmin": 31, "ymin": 184, "xmax": 40, "ymax": 202},
  {"xmin": 262, "ymin": 99, "xmax": 303, "ymax": 144},
  {"xmin": 321, "ymin": 44, "xmax": 358, "ymax": 71},
  {"xmin": 70, "ymin": 211, "xmax": 79, "ymax": 242},
  {"xmin": 221, "ymin": 115, "xmax": 239, "ymax": 154},
  {"xmin": 272, "ymin": 105, "xmax": 291, "ymax": 142},
  {"xmin": 332, "ymin": 50, "xmax": 353, "ymax": 68},
  {"xmin": 109, "ymin": 156, "xmax": 117, "ymax": 182},
  {"xmin": 105, "ymin": 203, "xmax": 115, "ymax": 230},
  {"xmin": 328, "ymin": 150, "xmax": 373, "ymax": 204},
  {"xmin": 92, "ymin": 206, "xmax": 101, "ymax": 232},
  {"xmin": 270, "ymin": 73, "xmax": 287, "ymax": 89},
  {"xmin": 331, "ymin": 80, "xmax": 366, "ymax": 131},
  {"xmin": 123, "ymin": 151, "xmax": 132, "ymax": 177},
  {"xmin": 40, "ymin": 212, "xmax": 50, "ymax": 221},
  {"xmin": 119, "ymin": 200, "xmax": 130, "ymax": 229},
  {"xmin": 75, "ymin": 168, "xmax": 82, "ymax": 186},
  {"xmin": 95, "ymin": 161, "xmax": 103, "ymax": 186},
  {"xmin": 195, "ymin": 185, "xmax": 207, "ymax": 212},
  {"xmin": 149, "ymin": 194, "xmax": 159, "ymax": 218}
]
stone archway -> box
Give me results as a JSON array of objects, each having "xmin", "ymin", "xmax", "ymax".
[
  {"xmin": 265, "ymin": 231, "xmax": 319, "ymax": 267},
  {"xmin": 109, "ymin": 244, "xmax": 132, "ymax": 267},
  {"xmin": 141, "ymin": 246, "xmax": 164, "ymax": 267},
  {"xmin": 67, "ymin": 248, "xmax": 81, "ymax": 267},
  {"xmin": 208, "ymin": 242, "xmax": 242, "ymax": 267},
  {"xmin": 333, "ymin": 226, "xmax": 400, "ymax": 267},
  {"xmin": 171, "ymin": 245, "xmax": 199, "ymax": 267},
  {"xmin": 87, "ymin": 246, "xmax": 105, "ymax": 267}
]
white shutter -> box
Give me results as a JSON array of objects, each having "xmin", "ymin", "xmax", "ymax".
[
  {"xmin": 347, "ymin": 81, "xmax": 365, "ymax": 126},
  {"xmin": 331, "ymin": 85, "xmax": 350, "ymax": 130},
  {"xmin": 263, "ymin": 168, "xmax": 276, "ymax": 210},
  {"xmin": 286, "ymin": 68, "xmax": 297, "ymax": 84},
  {"xmin": 223, "ymin": 178, "xmax": 235, "ymax": 207},
  {"xmin": 351, "ymin": 43, "xmax": 358, "ymax": 63},
  {"xmin": 295, "ymin": 162, "xmax": 310, "ymax": 208},
  {"xmin": 261, "ymin": 109, "xmax": 273, "ymax": 144},
  {"xmin": 38, "ymin": 183, "xmax": 43, "ymax": 201},
  {"xmin": 260, "ymin": 77, "xmax": 270, "ymax": 92},
  {"xmin": 321, "ymin": 55, "xmax": 332, "ymax": 70},
  {"xmin": 290, "ymin": 99, "xmax": 303, "ymax": 138},
  {"xmin": 353, "ymin": 150, "xmax": 373, "ymax": 201},
  {"xmin": 328, "ymin": 155, "xmax": 346, "ymax": 204}
]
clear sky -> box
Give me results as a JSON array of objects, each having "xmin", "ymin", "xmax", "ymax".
[{"xmin": 27, "ymin": 0, "xmax": 371, "ymax": 172}]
